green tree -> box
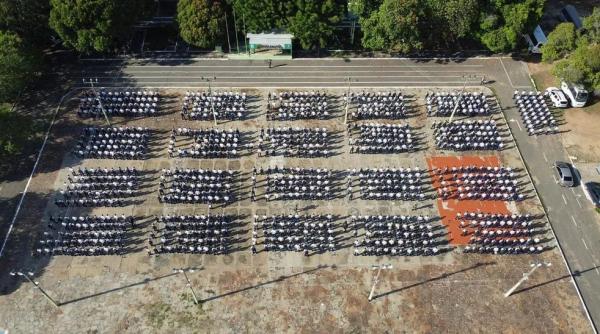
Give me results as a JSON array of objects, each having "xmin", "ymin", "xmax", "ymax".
[
  {"xmin": 288, "ymin": 0, "xmax": 346, "ymax": 50},
  {"xmin": 177, "ymin": 0, "xmax": 225, "ymax": 48},
  {"xmin": 49, "ymin": 0, "xmax": 152, "ymax": 53},
  {"xmin": 0, "ymin": 30, "xmax": 39, "ymax": 101},
  {"xmin": 477, "ymin": 0, "xmax": 545, "ymax": 53},
  {"xmin": 541, "ymin": 22, "xmax": 577, "ymax": 62},
  {"xmin": 552, "ymin": 42, "xmax": 600, "ymax": 90},
  {"xmin": 349, "ymin": 0, "xmax": 382, "ymax": 19},
  {"xmin": 0, "ymin": 0, "xmax": 51, "ymax": 47},
  {"xmin": 231, "ymin": 0, "xmax": 293, "ymax": 33},
  {"xmin": 582, "ymin": 7, "xmax": 600, "ymax": 44},
  {"xmin": 0, "ymin": 104, "xmax": 34, "ymax": 157},
  {"xmin": 424, "ymin": 0, "xmax": 478, "ymax": 48},
  {"xmin": 361, "ymin": 0, "xmax": 423, "ymax": 53}
]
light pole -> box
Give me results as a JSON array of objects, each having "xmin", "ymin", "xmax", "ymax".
[
  {"xmin": 173, "ymin": 268, "xmax": 200, "ymax": 304},
  {"xmin": 448, "ymin": 74, "xmax": 477, "ymax": 124},
  {"xmin": 344, "ymin": 76, "xmax": 355, "ymax": 125},
  {"xmin": 368, "ymin": 264, "xmax": 392, "ymax": 301},
  {"xmin": 504, "ymin": 261, "xmax": 552, "ymax": 297},
  {"xmin": 9, "ymin": 270, "xmax": 59, "ymax": 308},
  {"xmin": 82, "ymin": 78, "xmax": 111, "ymax": 126},
  {"xmin": 201, "ymin": 75, "xmax": 218, "ymax": 126}
]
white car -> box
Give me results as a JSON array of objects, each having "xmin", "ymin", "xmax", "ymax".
[{"xmin": 545, "ymin": 87, "xmax": 568, "ymax": 108}]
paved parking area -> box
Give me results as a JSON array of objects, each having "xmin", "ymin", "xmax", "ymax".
[{"xmin": 0, "ymin": 86, "xmax": 592, "ymax": 333}]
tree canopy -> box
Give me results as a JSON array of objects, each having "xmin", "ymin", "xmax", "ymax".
[
  {"xmin": 231, "ymin": 0, "xmax": 292, "ymax": 33},
  {"xmin": 288, "ymin": 0, "xmax": 346, "ymax": 50},
  {"xmin": 541, "ymin": 22, "xmax": 577, "ymax": 62},
  {"xmin": 0, "ymin": 0, "xmax": 51, "ymax": 47},
  {"xmin": 177, "ymin": 0, "xmax": 225, "ymax": 49},
  {"xmin": 582, "ymin": 7, "xmax": 600, "ymax": 44},
  {"xmin": 477, "ymin": 0, "xmax": 545, "ymax": 53},
  {"xmin": 360, "ymin": 0, "xmax": 423, "ymax": 53},
  {"xmin": 0, "ymin": 30, "xmax": 39, "ymax": 102},
  {"xmin": 49, "ymin": 0, "xmax": 152, "ymax": 53}
]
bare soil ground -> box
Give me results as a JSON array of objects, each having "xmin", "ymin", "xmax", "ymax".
[{"xmin": 0, "ymin": 87, "xmax": 591, "ymax": 333}]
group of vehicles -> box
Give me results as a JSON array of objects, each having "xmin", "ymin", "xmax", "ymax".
[
  {"xmin": 546, "ymin": 82, "xmax": 588, "ymax": 108},
  {"xmin": 553, "ymin": 161, "xmax": 600, "ymax": 209}
]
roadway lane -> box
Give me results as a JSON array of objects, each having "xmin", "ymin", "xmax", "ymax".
[
  {"xmin": 77, "ymin": 58, "xmax": 489, "ymax": 88},
  {"xmin": 494, "ymin": 84, "xmax": 600, "ymax": 333}
]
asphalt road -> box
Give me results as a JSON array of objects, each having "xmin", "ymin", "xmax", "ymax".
[{"xmin": 1, "ymin": 56, "xmax": 598, "ymax": 332}]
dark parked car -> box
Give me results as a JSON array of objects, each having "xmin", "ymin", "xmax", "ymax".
[
  {"xmin": 553, "ymin": 161, "xmax": 575, "ymax": 187},
  {"xmin": 585, "ymin": 182, "xmax": 600, "ymax": 208}
]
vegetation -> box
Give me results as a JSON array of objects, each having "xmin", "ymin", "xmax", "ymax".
[
  {"xmin": 177, "ymin": 0, "xmax": 225, "ymax": 49},
  {"xmin": 288, "ymin": 0, "xmax": 346, "ymax": 50},
  {"xmin": 543, "ymin": 8, "xmax": 600, "ymax": 90},
  {"xmin": 49, "ymin": 0, "xmax": 152, "ymax": 54}
]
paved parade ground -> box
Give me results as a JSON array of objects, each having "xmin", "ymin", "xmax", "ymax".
[{"xmin": 0, "ymin": 57, "xmax": 598, "ymax": 333}]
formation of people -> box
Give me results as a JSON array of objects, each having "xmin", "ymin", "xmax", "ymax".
[
  {"xmin": 347, "ymin": 167, "xmax": 427, "ymax": 201},
  {"xmin": 352, "ymin": 215, "xmax": 442, "ymax": 256},
  {"xmin": 433, "ymin": 120, "xmax": 503, "ymax": 151},
  {"xmin": 267, "ymin": 91, "xmax": 329, "ymax": 120},
  {"xmin": 159, "ymin": 168, "xmax": 236, "ymax": 204},
  {"xmin": 169, "ymin": 127, "xmax": 242, "ymax": 158},
  {"xmin": 433, "ymin": 165, "xmax": 523, "ymax": 201},
  {"xmin": 346, "ymin": 91, "xmax": 409, "ymax": 119},
  {"xmin": 78, "ymin": 89, "xmax": 160, "ymax": 118},
  {"xmin": 261, "ymin": 167, "xmax": 335, "ymax": 201},
  {"xmin": 426, "ymin": 91, "xmax": 491, "ymax": 117},
  {"xmin": 74, "ymin": 127, "xmax": 150, "ymax": 160},
  {"xmin": 149, "ymin": 214, "xmax": 234, "ymax": 255},
  {"xmin": 258, "ymin": 127, "xmax": 330, "ymax": 157},
  {"xmin": 513, "ymin": 90, "xmax": 559, "ymax": 136},
  {"xmin": 36, "ymin": 215, "xmax": 134, "ymax": 256},
  {"xmin": 253, "ymin": 214, "xmax": 337, "ymax": 254},
  {"xmin": 462, "ymin": 211, "xmax": 544, "ymax": 254},
  {"xmin": 182, "ymin": 91, "xmax": 247, "ymax": 120},
  {"xmin": 349, "ymin": 123, "xmax": 415, "ymax": 153},
  {"xmin": 55, "ymin": 167, "xmax": 141, "ymax": 207}
]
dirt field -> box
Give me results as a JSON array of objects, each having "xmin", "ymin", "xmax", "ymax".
[{"xmin": 0, "ymin": 87, "xmax": 592, "ymax": 333}]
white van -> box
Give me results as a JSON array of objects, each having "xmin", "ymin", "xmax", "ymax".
[{"xmin": 560, "ymin": 81, "xmax": 588, "ymax": 107}]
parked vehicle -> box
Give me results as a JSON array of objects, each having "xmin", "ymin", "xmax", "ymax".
[
  {"xmin": 553, "ymin": 161, "xmax": 575, "ymax": 187},
  {"xmin": 525, "ymin": 25, "xmax": 548, "ymax": 54},
  {"xmin": 560, "ymin": 5, "xmax": 583, "ymax": 29},
  {"xmin": 545, "ymin": 87, "xmax": 569, "ymax": 108},
  {"xmin": 584, "ymin": 182, "xmax": 600, "ymax": 208},
  {"xmin": 561, "ymin": 81, "xmax": 588, "ymax": 107}
]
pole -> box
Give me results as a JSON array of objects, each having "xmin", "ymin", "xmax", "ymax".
[
  {"xmin": 504, "ymin": 262, "xmax": 551, "ymax": 297},
  {"xmin": 182, "ymin": 271, "xmax": 199, "ymax": 304},
  {"xmin": 84, "ymin": 78, "xmax": 111, "ymax": 126},
  {"xmin": 368, "ymin": 267, "xmax": 383, "ymax": 301},
  {"xmin": 242, "ymin": 12, "xmax": 249, "ymax": 55},
  {"xmin": 209, "ymin": 78, "xmax": 217, "ymax": 126},
  {"xmin": 233, "ymin": 8, "xmax": 240, "ymax": 54},
  {"xmin": 224, "ymin": 12, "xmax": 232, "ymax": 53},
  {"xmin": 448, "ymin": 75, "xmax": 470, "ymax": 124},
  {"xmin": 11, "ymin": 271, "xmax": 59, "ymax": 308},
  {"xmin": 344, "ymin": 77, "xmax": 351, "ymax": 124}
]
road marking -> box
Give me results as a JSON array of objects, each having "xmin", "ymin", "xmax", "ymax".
[
  {"xmin": 553, "ymin": 175, "xmax": 558, "ymax": 183},
  {"xmin": 542, "ymin": 152, "xmax": 548, "ymax": 162},
  {"xmin": 571, "ymin": 216, "xmax": 578, "ymax": 227},
  {"xmin": 562, "ymin": 194, "xmax": 568, "ymax": 204},
  {"xmin": 0, "ymin": 91, "xmax": 77, "ymax": 258},
  {"xmin": 596, "ymin": 267, "xmax": 600, "ymax": 276},
  {"xmin": 499, "ymin": 58, "xmax": 515, "ymax": 88},
  {"xmin": 582, "ymin": 239, "xmax": 589, "ymax": 250},
  {"xmin": 79, "ymin": 81, "xmax": 486, "ymax": 87},
  {"xmin": 82, "ymin": 70, "xmax": 484, "ymax": 74},
  {"xmin": 91, "ymin": 64, "xmax": 487, "ymax": 68},
  {"xmin": 576, "ymin": 197, "xmax": 583, "ymax": 208},
  {"xmin": 80, "ymin": 75, "xmax": 478, "ymax": 80}
]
